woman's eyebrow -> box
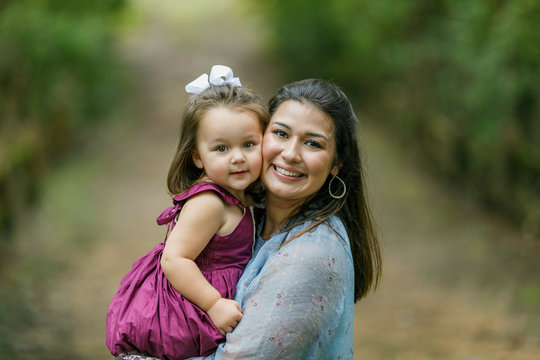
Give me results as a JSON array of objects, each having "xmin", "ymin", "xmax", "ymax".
[
  {"xmin": 273, "ymin": 121, "xmax": 328, "ymax": 140},
  {"xmin": 273, "ymin": 121, "xmax": 290, "ymax": 129},
  {"xmin": 306, "ymin": 132, "xmax": 328, "ymax": 140}
]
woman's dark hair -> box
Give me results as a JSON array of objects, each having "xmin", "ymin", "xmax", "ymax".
[
  {"xmin": 167, "ymin": 84, "xmax": 268, "ymax": 195},
  {"xmin": 268, "ymin": 79, "xmax": 381, "ymax": 301}
]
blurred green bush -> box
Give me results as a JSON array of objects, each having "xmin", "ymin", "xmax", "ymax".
[
  {"xmin": 0, "ymin": 0, "xmax": 127, "ymax": 236},
  {"xmin": 261, "ymin": 0, "xmax": 540, "ymax": 236}
]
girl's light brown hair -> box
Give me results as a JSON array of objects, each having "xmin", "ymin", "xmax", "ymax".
[{"xmin": 167, "ymin": 84, "xmax": 268, "ymax": 195}]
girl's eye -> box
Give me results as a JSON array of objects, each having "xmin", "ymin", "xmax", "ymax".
[
  {"xmin": 243, "ymin": 141, "xmax": 255, "ymax": 148},
  {"xmin": 273, "ymin": 129, "xmax": 287, "ymax": 138},
  {"xmin": 216, "ymin": 145, "xmax": 228, "ymax": 152},
  {"xmin": 306, "ymin": 140, "xmax": 322, "ymax": 149}
]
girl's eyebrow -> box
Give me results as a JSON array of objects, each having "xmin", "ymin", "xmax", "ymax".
[
  {"xmin": 208, "ymin": 132, "xmax": 261, "ymax": 145},
  {"xmin": 273, "ymin": 121, "xmax": 328, "ymax": 141}
]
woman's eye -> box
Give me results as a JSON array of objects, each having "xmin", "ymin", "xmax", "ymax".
[
  {"xmin": 216, "ymin": 145, "xmax": 228, "ymax": 152},
  {"xmin": 306, "ymin": 140, "xmax": 322, "ymax": 149},
  {"xmin": 273, "ymin": 129, "xmax": 287, "ymax": 138},
  {"xmin": 243, "ymin": 141, "xmax": 255, "ymax": 148}
]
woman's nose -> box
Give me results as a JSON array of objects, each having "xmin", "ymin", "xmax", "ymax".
[{"xmin": 281, "ymin": 140, "xmax": 301, "ymax": 163}]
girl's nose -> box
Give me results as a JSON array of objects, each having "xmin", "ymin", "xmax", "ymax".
[
  {"xmin": 281, "ymin": 140, "xmax": 301, "ymax": 163},
  {"xmin": 230, "ymin": 148, "xmax": 246, "ymax": 163}
]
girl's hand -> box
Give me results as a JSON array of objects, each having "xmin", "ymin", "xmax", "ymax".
[{"xmin": 207, "ymin": 298, "xmax": 243, "ymax": 336}]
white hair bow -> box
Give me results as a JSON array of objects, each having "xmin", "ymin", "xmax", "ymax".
[{"xmin": 185, "ymin": 65, "xmax": 242, "ymax": 94}]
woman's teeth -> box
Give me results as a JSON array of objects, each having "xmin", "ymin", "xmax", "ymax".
[{"xmin": 275, "ymin": 166, "xmax": 302, "ymax": 177}]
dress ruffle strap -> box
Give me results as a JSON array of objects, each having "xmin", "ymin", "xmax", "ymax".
[
  {"xmin": 156, "ymin": 203, "xmax": 181, "ymax": 226},
  {"xmin": 156, "ymin": 203, "xmax": 182, "ymax": 241}
]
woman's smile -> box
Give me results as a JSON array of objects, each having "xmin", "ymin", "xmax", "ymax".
[
  {"xmin": 261, "ymin": 100, "xmax": 338, "ymax": 204},
  {"xmin": 273, "ymin": 164, "xmax": 303, "ymax": 178}
]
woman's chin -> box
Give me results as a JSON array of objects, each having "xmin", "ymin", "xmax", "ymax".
[{"xmin": 264, "ymin": 181, "xmax": 303, "ymax": 204}]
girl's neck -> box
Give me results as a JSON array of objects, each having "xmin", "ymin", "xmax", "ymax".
[{"xmin": 261, "ymin": 194, "xmax": 302, "ymax": 240}]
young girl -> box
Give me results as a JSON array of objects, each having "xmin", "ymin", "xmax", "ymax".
[{"xmin": 106, "ymin": 65, "xmax": 268, "ymax": 359}]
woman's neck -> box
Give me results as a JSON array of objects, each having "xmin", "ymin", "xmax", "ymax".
[{"xmin": 261, "ymin": 194, "xmax": 301, "ymax": 240}]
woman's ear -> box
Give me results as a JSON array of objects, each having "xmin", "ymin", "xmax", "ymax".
[
  {"xmin": 191, "ymin": 150, "xmax": 204, "ymax": 169},
  {"xmin": 330, "ymin": 163, "xmax": 341, "ymax": 177}
]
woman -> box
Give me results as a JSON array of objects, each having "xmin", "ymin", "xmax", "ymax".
[
  {"xmin": 121, "ymin": 78, "xmax": 381, "ymax": 359},
  {"xmin": 200, "ymin": 78, "xmax": 381, "ymax": 359}
]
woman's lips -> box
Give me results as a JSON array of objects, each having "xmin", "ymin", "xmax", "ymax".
[{"xmin": 273, "ymin": 165, "xmax": 303, "ymax": 178}]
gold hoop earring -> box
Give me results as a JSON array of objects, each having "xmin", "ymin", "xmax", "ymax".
[{"xmin": 328, "ymin": 175, "xmax": 346, "ymax": 199}]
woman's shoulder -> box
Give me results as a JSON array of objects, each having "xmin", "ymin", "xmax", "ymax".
[
  {"xmin": 282, "ymin": 216, "xmax": 352, "ymax": 262},
  {"xmin": 265, "ymin": 216, "xmax": 353, "ymax": 286},
  {"xmin": 291, "ymin": 215, "xmax": 348, "ymax": 244}
]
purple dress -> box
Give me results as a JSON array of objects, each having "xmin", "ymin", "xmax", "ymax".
[{"xmin": 106, "ymin": 182, "xmax": 254, "ymax": 359}]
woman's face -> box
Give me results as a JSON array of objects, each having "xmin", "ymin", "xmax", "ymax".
[{"xmin": 261, "ymin": 100, "xmax": 338, "ymax": 204}]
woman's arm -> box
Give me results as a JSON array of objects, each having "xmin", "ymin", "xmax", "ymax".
[
  {"xmin": 161, "ymin": 192, "xmax": 243, "ymax": 334},
  {"xmin": 213, "ymin": 227, "xmax": 352, "ymax": 359}
]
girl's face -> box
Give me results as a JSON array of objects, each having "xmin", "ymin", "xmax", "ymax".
[
  {"xmin": 261, "ymin": 100, "xmax": 338, "ymax": 204},
  {"xmin": 192, "ymin": 106, "xmax": 263, "ymax": 198}
]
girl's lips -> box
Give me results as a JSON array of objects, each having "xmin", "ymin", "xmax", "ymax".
[{"xmin": 273, "ymin": 165, "xmax": 303, "ymax": 178}]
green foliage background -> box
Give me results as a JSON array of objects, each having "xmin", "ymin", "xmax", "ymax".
[
  {"xmin": 0, "ymin": 0, "xmax": 127, "ymax": 237},
  {"xmin": 0, "ymin": 0, "xmax": 128, "ymax": 356},
  {"xmin": 261, "ymin": 0, "xmax": 540, "ymax": 236}
]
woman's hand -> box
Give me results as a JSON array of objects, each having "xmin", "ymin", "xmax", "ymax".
[{"xmin": 207, "ymin": 298, "xmax": 243, "ymax": 335}]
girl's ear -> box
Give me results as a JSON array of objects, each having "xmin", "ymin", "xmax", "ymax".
[{"xmin": 191, "ymin": 150, "xmax": 204, "ymax": 169}]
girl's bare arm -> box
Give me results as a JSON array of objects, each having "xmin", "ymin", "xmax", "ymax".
[{"xmin": 161, "ymin": 191, "xmax": 243, "ymax": 333}]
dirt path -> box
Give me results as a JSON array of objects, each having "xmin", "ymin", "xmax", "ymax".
[{"xmin": 11, "ymin": 1, "xmax": 540, "ymax": 359}]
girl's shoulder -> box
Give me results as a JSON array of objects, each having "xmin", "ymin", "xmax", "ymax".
[
  {"xmin": 172, "ymin": 181, "xmax": 240, "ymax": 206},
  {"xmin": 157, "ymin": 182, "xmax": 234, "ymax": 227}
]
